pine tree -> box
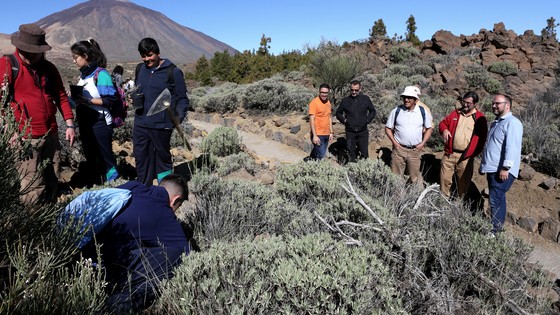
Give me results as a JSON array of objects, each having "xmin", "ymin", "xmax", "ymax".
[
  {"xmin": 541, "ymin": 16, "xmax": 559, "ymax": 40},
  {"xmin": 257, "ymin": 34, "xmax": 271, "ymax": 56},
  {"xmin": 369, "ymin": 19, "xmax": 387, "ymax": 41},
  {"xmin": 195, "ymin": 55, "xmax": 212, "ymax": 86},
  {"xmin": 405, "ymin": 15, "xmax": 421, "ymax": 45}
]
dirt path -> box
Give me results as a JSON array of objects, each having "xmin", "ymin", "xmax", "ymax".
[
  {"xmin": 190, "ymin": 118, "xmax": 560, "ymax": 280},
  {"xmin": 190, "ymin": 119, "xmax": 308, "ymax": 164}
]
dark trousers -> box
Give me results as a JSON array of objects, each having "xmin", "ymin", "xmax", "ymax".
[
  {"xmin": 346, "ymin": 129, "xmax": 369, "ymax": 162},
  {"xmin": 79, "ymin": 110, "xmax": 118, "ymax": 184},
  {"xmin": 133, "ymin": 125, "xmax": 173, "ymax": 186}
]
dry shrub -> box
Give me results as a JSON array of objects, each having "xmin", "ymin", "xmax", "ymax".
[
  {"xmin": 176, "ymin": 158, "xmax": 555, "ymax": 314},
  {"xmin": 153, "ymin": 233, "xmax": 403, "ymax": 314}
]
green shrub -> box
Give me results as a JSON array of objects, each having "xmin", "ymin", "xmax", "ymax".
[
  {"xmin": 464, "ymin": 63, "xmax": 490, "ymax": 88},
  {"xmin": 189, "ymin": 83, "xmax": 244, "ymax": 113},
  {"xmin": 169, "ymin": 155, "xmax": 551, "ymax": 314},
  {"xmin": 0, "ymin": 110, "xmax": 108, "ymax": 312},
  {"xmin": 519, "ymin": 85, "xmax": 560, "ymax": 177},
  {"xmin": 199, "ymin": 126, "xmax": 242, "ymax": 157},
  {"xmin": 388, "ymin": 46, "xmax": 420, "ymax": 63},
  {"xmin": 488, "ymin": 61, "xmax": 519, "ymax": 76},
  {"xmin": 154, "ymin": 233, "xmax": 403, "ymax": 314},
  {"xmin": 384, "ymin": 63, "xmax": 433, "ymax": 78},
  {"xmin": 187, "ymin": 173, "xmax": 274, "ymax": 249},
  {"xmin": 241, "ymin": 78, "xmax": 314, "ymax": 113},
  {"xmin": 484, "ymin": 77, "xmax": 502, "ymax": 94},
  {"xmin": 1, "ymin": 242, "xmax": 106, "ymax": 314},
  {"xmin": 215, "ymin": 152, "xmax": 258, "ymax": 176}
]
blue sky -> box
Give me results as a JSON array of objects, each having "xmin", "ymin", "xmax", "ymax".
[{"xmin": 0, "ymin": 0, "xmax": 557, "ymax": 55}]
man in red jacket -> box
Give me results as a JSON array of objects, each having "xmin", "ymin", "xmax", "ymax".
[
  {"xmin": 0, "ymin": 24, "xmax": 75, "ymax": 204},
  {"xmin": 439, "ymin": 91, "xmax": 487, "ymax": 198}
]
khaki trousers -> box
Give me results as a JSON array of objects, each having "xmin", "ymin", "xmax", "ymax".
[
  {"xmin": 391, "ymin": 145, "xmax": 422, "ymax": 184},
  {"xmin": 439, "ymin": 152, "xmax": 474, "ymax": 198},
  {"xmin": 17, "ymin": 132, "xmax": 60, "ymax": 205}
]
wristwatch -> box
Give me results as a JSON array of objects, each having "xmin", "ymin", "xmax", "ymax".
[{"xmin": 502, "ymin": 166, "xmax": 510, "ymax": 171}]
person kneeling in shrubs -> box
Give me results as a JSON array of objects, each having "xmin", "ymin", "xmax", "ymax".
[{"xmin": 62, "ymin": 174, "xmax": 191, "ymax": 313}]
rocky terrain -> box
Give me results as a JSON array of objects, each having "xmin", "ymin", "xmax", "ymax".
[
  {"xmin": 187, "ymin": 111, "xmax": 560, "ymax": 279},
  {"xmin": 366, "ymin": 22, "xmax": 559, "ymax": 107}
]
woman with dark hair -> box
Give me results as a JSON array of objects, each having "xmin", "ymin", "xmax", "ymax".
[
  {"xmin": 70, "ymin": 39, "xmax": 120, "ymax": 184},
  {"xmin": 112, "ymin": 65, "xmax": 124, "ymax": 87}
]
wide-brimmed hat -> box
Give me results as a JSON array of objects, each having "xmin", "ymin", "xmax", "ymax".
[
  {"xmin": 11, "ymin": 24, "xmax": 52, "ymax": 53},
  {"xmin": 400, "ymin": 86, "xmax": 420, "ymax": 99}
]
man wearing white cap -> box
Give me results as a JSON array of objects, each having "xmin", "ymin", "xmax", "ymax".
[
  {"xmin": 385, "ymin": 86, "xmax": 433, "ymax": 184},
  {"xmin": 0, "ymin": 24, "xmax": 75, "ymax": 204}
]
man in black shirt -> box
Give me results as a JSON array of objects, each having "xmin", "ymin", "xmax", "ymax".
[{"xmin": 335, "ymin": 80, "xmax": 376, "ymax": 162}]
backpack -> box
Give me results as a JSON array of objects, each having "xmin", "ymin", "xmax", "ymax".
[
  {"xmin": 93, "ymin": 68, "xmax": 128, "ymax": 128},
  {"xmin": 2, "ymin": 54, "xmax": 20, "ymax": 106},
  {"xmin": 393, "ymin": 105, "xmax": 426, "ymax": 127}
]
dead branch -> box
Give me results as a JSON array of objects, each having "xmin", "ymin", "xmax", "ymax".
[
  {"xmin": 473, "ymin": 268, "xmax": 535, "ymax": 315},
  {"xmin": 340, "ymin": 173, "xmax": 384, "ymax": 226},
  {"xmin": 312, "ymin": 211, "xmax": 362, "ymax": 246},
  {"xmin": 335, "ymin": 220, "xmax": 383, "ymax": 232},
  {"xmin": 413, "ymin": 184, "xmax": 440, "ymax": 211}
]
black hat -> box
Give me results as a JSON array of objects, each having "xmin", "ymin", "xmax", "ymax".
[{"xmin": 11, "ymin": 24, "xmax": 52, "ymax": 53}]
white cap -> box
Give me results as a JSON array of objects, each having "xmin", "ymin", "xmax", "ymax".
[{"xmin": 401, "ymin": 86, "xmax": 420, "ymax": 99}]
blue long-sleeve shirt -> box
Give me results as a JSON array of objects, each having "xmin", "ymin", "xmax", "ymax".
[
  {"xmin": 98, "ymin": 181, "xmax": 189, "ymax": 289},
  {"xmin": 134, "ymin": 59, "xmax": 189, "ymax": 129},
  {"xmin": 480, "ymin": 112, "xmax": 523, "ymax": 177}
]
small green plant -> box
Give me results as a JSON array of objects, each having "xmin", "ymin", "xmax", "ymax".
[
  {"xmin": 215, "ymin": 152, "xmax": 258, "ymax": 176},
  {"xmin": 388, "ymin": 46, "xmax": 420, "ymax": 63},
  {"xmin": 488, "ymin": 61, "xmax": 518, "ymax": 76},
  {"xmin": 484, "ymin": 77, "xmax": 502, "ymax": 94},
  {"xmin": 199, "ymin": 126, "xmax": 242, "ymax": 157},
  {"xmin": 464, "ymin": 63, "xmax": 491, "ymax": 89}
]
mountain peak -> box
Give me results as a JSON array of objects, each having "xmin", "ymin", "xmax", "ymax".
[{"xmin": 2, "ymin": 1, "xmax": 236, "ymax": 64}]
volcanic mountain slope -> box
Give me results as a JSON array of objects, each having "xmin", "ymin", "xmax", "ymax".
[{"xmin": 0, "ymin": 0, "xmax": 236, "ymax": 64}]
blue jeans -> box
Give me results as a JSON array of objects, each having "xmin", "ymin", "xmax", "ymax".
[
  {"xmin": 487, "ymin": 172, "xmax": 515, "ymax": 233},
  {"xmin": 310, "ymin": 135, "xmax": 329, "ymax": 160}
]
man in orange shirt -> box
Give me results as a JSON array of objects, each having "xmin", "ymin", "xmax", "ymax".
[{"xmin": 306, "ymin": 83, "xmax": 333, "ymax": 160}]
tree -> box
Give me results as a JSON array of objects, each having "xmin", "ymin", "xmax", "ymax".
[
  {"xmin": 211, "ymin": 50, "xmax": 233, "ymax": 82},
  {"xmin": 405, "ymin": 15, "xmax": 421, "ymax": 45},
  {"xmin": 307, "ymin": 41, "xmax": 363, "ymax": 106},
  {"xmin": 370, "ymin": 19, "xmax": 387, "ymax": 41},
  {"xmin": 257, "ymin": 34, "xmax": 271, "ymax": 56},
  {"xmin": 195, "ymin": 55, "xmax": 212, "ymax": 86},
  {"xmin": 541, "ymin": 16, "xmax": 559, "ymax": 40}
]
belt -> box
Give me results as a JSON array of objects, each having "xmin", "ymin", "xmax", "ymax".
[
  {"xmin": 453, "ymin": 149, "xmax": 465, "ymax": 153},
  {"xmin": 401, "ymin": 144, "xmax": 417, "ymax": 149}
]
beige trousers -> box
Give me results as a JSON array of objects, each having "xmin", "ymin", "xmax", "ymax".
[
  {"xmin": 17, "ymin": 132, "xmax": 60, "ymax": 205},
  {"xmin": 390, "ymin": 145, "xmax": 423, "ymax": 184},
  {"xmin": 439, "ymin": 152, "xmax": 474, "ymax": 198}
]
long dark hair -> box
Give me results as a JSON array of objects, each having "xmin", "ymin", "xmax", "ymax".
[{"xmin": 70, "ymin": 39, "xmax": 107, "ymax": 68}]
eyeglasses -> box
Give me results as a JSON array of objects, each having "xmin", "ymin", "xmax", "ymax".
[
  {"xmin": 492, "ymin": 101, "xmax": 508, "ymax": 106},
  {"xmin": 401, "ymin": 96, "xmax": 416, "ymax": 100},
  {"xmin": 462, "ymin": 101, "xmax": 474, "ymax": 106},
  {"xmin": 350, "ymin": 89, "xmax": 360, "ymax": 92},
  {"xmin": 72, "ymin": 54, "xmax": 82, "ymax": 61},
  {"xmin": 319, "ymin": 91, "xmax": 329, "ymax": 95}
]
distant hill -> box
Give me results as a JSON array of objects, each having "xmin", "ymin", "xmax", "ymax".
[{"xmin": 0, "ymin": 0, "xmax": 237, "ymax": 64}]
